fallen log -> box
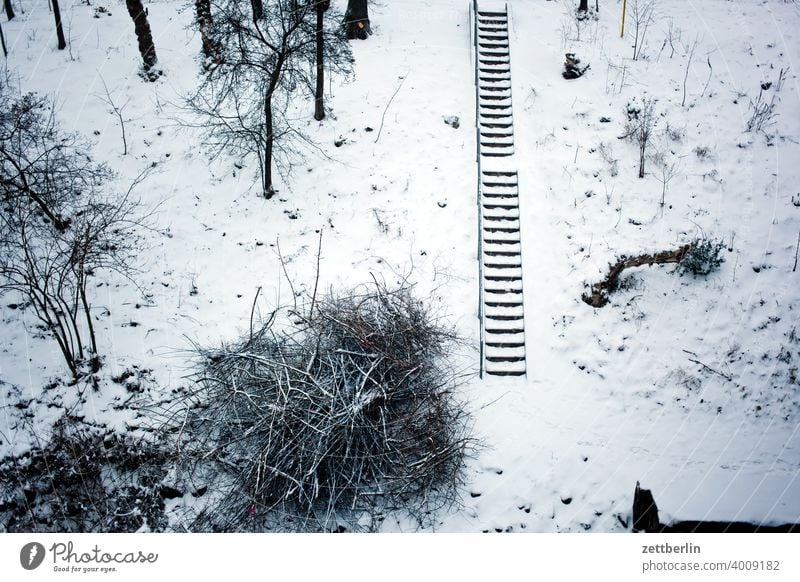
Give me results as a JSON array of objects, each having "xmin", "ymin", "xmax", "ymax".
[{"xmin": 583, "ymin": 244, "xmax": 691, "ymax": 308}]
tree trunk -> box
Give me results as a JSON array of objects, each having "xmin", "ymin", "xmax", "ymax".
[
  {"xmin": 264, "ymin": 95, "xmax": 274, "ymax": 198},
  {"xmin": 0, "ymin": 21, "xmax": 7, "ymax": 57},
  {"xmin": 251, "ymin": 0, "xmax": 263, "ymax": 22},
  {"xmin": 52, "ymin": 0, "xmax": 67, "ymax": 50},
  {"xmin": 195, "ymin": 0, "xmax": 216, "ymax": 61},
  {"xmin": 126, "ymin": 0, "xmax": 158, "ymax": 71},
  {"xmin": 344, "ymin": 0, "xmax": 370, "ymax": 40},
  {"xmin": 3, "ymin": 0, "xmax": 14, "ymax": 21},
  {"xmin": 638, "ymin": 141, "xmax": 646, "ymax": 178},
  {"xmin": 578, "ymin": 0, "xmax": 589, "ymax": 12},
  {"xmin": 314, "ymin": 3, "xmax": 325, "ymax": 120}
]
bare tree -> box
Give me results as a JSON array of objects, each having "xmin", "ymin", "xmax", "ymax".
[
  {"xmin": 579, "ymin": 0, "xmax": 589, "ymax": 12},
  {"xmin": 126, "ymin": 0, "xmax": 159, "ymax": 78},
  {"xmin": 98, "ymin": 78, "xmax": 131, "ymax": 155},
  {"xmin": 620, "ymin": 97, "xmax": 657, "ymax": 178},
  {"xmin": 3, "ymin": 0, "xmax": 14, "ymax": 21},
  {"xmin": 187, "ymin": 0, "xmax": 351, "ymax": 198},
  {"xmin": 0, "ymin": 90, "xmax": 148, "ymax": 379},
  {"xmin": 628, "ymin": 0, "xmax": 656, "ymax": 61},
  {"xmin": 52, "ymin": 0, "xmax": 67, "ymax": 50}
]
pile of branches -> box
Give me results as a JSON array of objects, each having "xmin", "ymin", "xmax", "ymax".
[{"xmin": 180, "ymin": 282, "xmax": 475, "ymax": 531}]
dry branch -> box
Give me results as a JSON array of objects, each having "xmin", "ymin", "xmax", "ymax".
[{"xmin": 583, "ymin": 244, "xmax": 691, "ymax": 308}]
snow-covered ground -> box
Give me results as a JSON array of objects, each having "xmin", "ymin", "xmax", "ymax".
[{"xmin": 1, "ymin": 0, "xmax": 798, "ymax": 532}]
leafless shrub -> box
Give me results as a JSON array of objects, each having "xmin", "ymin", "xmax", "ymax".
[
  {"xmin": 0, "ymin": 90, "xmax": 150, "ymax": 380},
  {"xmin": 746, "ymin": 86, "xmax": 778, "ymax": 133},
  {"xmin": 620, "ymin": 97, "xmax": 658, "ymax": 178},
  {"xmin": 174, "ymin": 281, "xmax": 476, "ymax": 532},
  {"xmin": 628, "ymin": 0, "xmax": 657, "ymax": 61},
  {"xmin": 598, "ymin": 141, "xmax": 619, "ymax": 177},
  {"xmin": 650, "ymin": 149, "xmax": 680, "ymax": 207}
]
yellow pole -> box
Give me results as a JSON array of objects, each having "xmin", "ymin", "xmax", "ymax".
[{"xmin": 621, "ymin": 0, "xmax": 627, "ymax": 38}]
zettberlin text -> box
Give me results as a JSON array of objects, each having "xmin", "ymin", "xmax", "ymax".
[{"xmin": 642, "ymin": 543, "xmax": 701, "ymax": 554}]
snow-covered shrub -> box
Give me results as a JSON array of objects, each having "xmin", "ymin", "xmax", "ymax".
[
  {"xmin": 621, "ymin": 97, "xmax": 658, "ymax": 178},
  {"xmin": 181, "ymin": 282, "xmax": 475, "ymax": 532},
  {"xmin": 745, "ymin": 86, "xmax": 777, "ymax": 133},
  {"xmin": 0, "ymin": 418, "xmax": 169, "ymax": 532},
  {"xmin": 679, "ymin": 237, "xmax": 726, "ymax": 277}
]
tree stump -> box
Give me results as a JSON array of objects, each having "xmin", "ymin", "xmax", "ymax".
[{"xmin": 632, "ymin": 482, "xmax": 661, "ymax": 533}]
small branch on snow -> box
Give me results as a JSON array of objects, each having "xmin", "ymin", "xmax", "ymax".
[{"xmin": 374, "ymin": 75, "xmax": 407, "ymax": 144}]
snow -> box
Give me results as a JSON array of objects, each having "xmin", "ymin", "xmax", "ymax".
[{"xmin": 1, "ymin": 0, "xmax": 799, "ymax": 532}]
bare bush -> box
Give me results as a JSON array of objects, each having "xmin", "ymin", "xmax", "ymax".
[
  {"xmin": 746, "ymin": 86, "xmax": 778, "ymax": 133},
  {"xmin": 620, "ymin": 97, "xmax": 658, "ymax": 178},
  {"xmin": 0, "ymin": 90, "xmax": 149, "ymax": 379},
  {"xmin": 628, "ymin": 0, "xmax": 657, "ymax": 61},
  {"xmin": 175, "ymin": 282, "xmax": 475, "ymax": 532},
  {"xmin": 598, "ymin": 141, "xmax": 619, "ymax": 177}
]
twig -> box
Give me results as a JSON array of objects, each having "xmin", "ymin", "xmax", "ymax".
[
  {"xmin": 374, "ymin": 76, "xmax": 407, "ymax": 144},
  {"xmin": 98, "ymin": 76, "xmax": 129, "ymax": 155},
  {"xmin": 700, "ymin": 54, "xmax": 713, "ymax": 99},
  {"xmin": 309, "ymin": 228, "xmax": 323, "ymax": 320},
  {"xmin": 682, "ymin": 349, "xmax": 732, "ymax": 381},
  {"xmin": 249, "ymin": 286, "xmax": 262, "ymax": 343},
  {"xmin": 275, "ymin": 237, "xmax": 297, "ymax": 312},
  {"xmin": 682, "ymin": 38, "xmax": 698, "ymax": 107},
  {"xmin": 793, "ymin": 230, "xmax": 799, "ymax": 273}
]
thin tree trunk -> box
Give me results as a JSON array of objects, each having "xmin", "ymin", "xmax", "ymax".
[
  {"xmin": 79, "ymin": 279, "xmax": 99, "ymax": 371},
  {"xmin": 579, "ymin": 0, "xmax": 589, "ymax": 12},
  {"xmin": 264, "ymin": 95, "xmax": 274, "ymax": 198},
  {"xmin": 314, "ymin": 4, "xmax": 325, "ymax": 121},
  {"xmin": 126, "ymin": 0, "xmax": 158, "ymax": 70},
  {"xmin": 639, "ymin": 142, "xmax": 646, "ymax": 178},
  {"xmin": 3, "ymin": 0, "xmax": 14, "ymax": 21},
  {"xmin": 52, "ymin": 0, "xmax": 67, "ymax": 50},
  {"xmin": 251, "ymin": 0, "xmax": 263, "ymax": 22},
  {"xmin": 0, "ymin": 21, "xmax": 7, "ymax": 57}
]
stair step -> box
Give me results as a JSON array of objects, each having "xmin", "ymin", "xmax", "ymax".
[
  {"xmin": 481, "ymin": 195, "xmax": 519, "ymax": 202},
  {"xmin": 485, "ymin": 369, "xmax": 526, "ymax": 377},
  {"xmin": 485, "ymin": 327, "xmax": 525, "ymax": 334},
  {"xmin": 481, "ymin": 143, "xmax": 514, "ymax": 150},
  {"xmin": 484, "ymin": 327, "xmax": 524, "ymax": 338},
  {"xmin": 479, "ymin": 94, "xmax": 512, "ymax": 101},
  {"xmin": 484, "ymin": 246, "xmax": 521, "ymax": 256},
  {"xmin": 479, "ymin": 113, "xmax": 513, "ymax": 120},
  {"xmin": 485, "ymin": 265, "xmax": 522, "ymax": 276},
  {"xmin": 484, "ymin": 262, "xmax": 522, "ymax": 270},
  {"xmin": 483, "ymin": 301, "xmax": 522, "ymax": 309}
]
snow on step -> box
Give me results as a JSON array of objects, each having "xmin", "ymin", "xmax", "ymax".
[{"xmin": 475, "ymin": 4, "xmax": 526, "ymax": 378}]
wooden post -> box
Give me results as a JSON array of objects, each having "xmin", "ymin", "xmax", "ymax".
[{"xmin": 621, "ymin": 0, "xmax": 627, "ymax": 38}]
